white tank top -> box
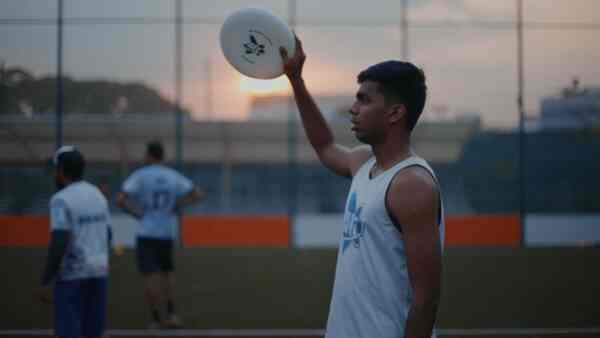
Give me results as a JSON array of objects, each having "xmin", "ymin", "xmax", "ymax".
[
  {"xmin": 50, "ymin": 181, "xmax": 111, "ymax": 281},
  {"xmin": 325, "ymin": 156, "xmax": 445, "ymax": 338}
]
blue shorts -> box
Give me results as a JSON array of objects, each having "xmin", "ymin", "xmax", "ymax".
[
  {"xmin": 54, "ymin": 277, "xmax": 108, "ymax": 338},
  {"xmin": 136, "ymin": 237, "xmax": 174, "ymax": 275}
]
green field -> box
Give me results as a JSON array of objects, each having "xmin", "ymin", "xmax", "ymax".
[{"xmin": 2, "ymin": 247, "xmax": 599, "ymax": 337}]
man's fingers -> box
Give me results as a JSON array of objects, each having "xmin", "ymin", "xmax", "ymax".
[
  {"xmin": 293, "ymin": 34, "xmax": 303, "ymax": 53},
  {"xmin": 279, "ymin": 46, "xmax": 288, "ymax": 60}
]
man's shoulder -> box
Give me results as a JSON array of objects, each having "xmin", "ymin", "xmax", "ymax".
[
  {"xmin": 395, "ymin": 165, "xmax": 436, "ymax": 187},
  {"xmin": 128, "ymin": 165, "xmax": 150, "ymax": 177},
  {"xmin": 53, "ymin": 182, "xmax": 107, "ymax": 208},
  {"xmin": 139, "ymin": 164, "xmax": 178, "ymax": 177},
  {"xmin": 51, "ymin": 182, "xmax": 79, "ymax": 203},
  {"xmin": 389, "ymin": 165, "xmax": 438, "ymax": 207},
  {"xmin": 50, "ymin": 190, "xmax": 67, "ymax": 207},
  {"xmin": 80, "ymin": 181, "xmax": 109, "ymax": 205}
]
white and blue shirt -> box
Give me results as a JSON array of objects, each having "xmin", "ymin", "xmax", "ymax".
[
  {"xmin": 325, "ymin": 156, "xmax": 445, "ymax": 338},
  {"xmin": 122, "ymin": 164, "xmax": 194, "ymax": 240},
  {"xmin": 50, "ymin": 181, "xmax": 111, "ymax": 281}
]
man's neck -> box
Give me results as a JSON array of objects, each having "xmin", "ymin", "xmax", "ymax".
[
  {"xmin": 371, "ymin": 134, "xmax": 412, "ymax": 172},
  {"xmin": 60, "ymin": 178, "xmax": 79, "ymax": 189}
]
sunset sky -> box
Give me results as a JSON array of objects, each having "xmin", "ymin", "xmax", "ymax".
[{"xmin": 2, "ymin": 0, "xmax": 599, "ymax": 127}]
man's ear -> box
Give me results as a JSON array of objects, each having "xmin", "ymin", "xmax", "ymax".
[
  {"xmin": 387, "ymin": 103, "xmax": 407, "ymax": 124},
  {"xmin": 56, "ymin": 167, "xmax": 65, "ymax": 180}
]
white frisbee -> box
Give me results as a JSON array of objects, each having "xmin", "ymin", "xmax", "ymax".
[{"xmin": 220, "ymin": 7, "xmax": 295, "ymax": 79}]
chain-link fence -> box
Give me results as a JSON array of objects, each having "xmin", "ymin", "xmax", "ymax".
[{"xmin": 1, "ymin": 0, "xmax": 599, "ymax": 216}]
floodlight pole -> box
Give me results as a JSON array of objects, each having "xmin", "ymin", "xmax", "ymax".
[
  {"xmin": 287, "ymin": 0, "xmax": 298, "ymax": 220},
  {"xmin": 401, "ymin": 0, "xmax": 409, "ymax": 60},
  {"xmin": 517, "ymin": 0, "xmax": 526, "ymax": 247},
  {"xmin": 55, "ymin": 0, "xmax": 64, "ymax": 150},
  {"xmin": 174, "ymin": 0, "xmax": 184, "ymax": 245},
  {"xmin": 175, "ymin": 0, "xmax": 183, "ymax": 171}
]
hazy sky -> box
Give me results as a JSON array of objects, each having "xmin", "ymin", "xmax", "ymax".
[{"xmin": 2, "ymin": 0, "xmax": 599, "ymax": 127}]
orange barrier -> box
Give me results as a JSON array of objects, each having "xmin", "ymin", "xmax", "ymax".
[
  {"xmin": 0, "ymin": 216, "xmax": 50, "ymax": 246},
  {"xmin": 445, "ymin": 214, "xmax": 521, "ymax": 247},
  {"xmin": 0, "ymin": 214, "xmax": 519, "ymax": 248},
  {"xmin": 182, "ymin": 216, "xmax": 290, "ymax": 247}
]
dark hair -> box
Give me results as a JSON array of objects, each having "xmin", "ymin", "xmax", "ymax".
[
  {"xmin": 357, "ymin": 60, "xmax": 427, "ymax": 131},
  {"xmin": 146, "ymin": 140, "xmax": 164, "ymax": 161},
  {"xmin": 56, "ymin": 150, "xmax": 85, "ymax": 180}
]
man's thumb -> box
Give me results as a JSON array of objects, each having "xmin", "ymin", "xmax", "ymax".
[{"xmin": 279, "ymin": 46, "xmax": 288, "ymax": 60}]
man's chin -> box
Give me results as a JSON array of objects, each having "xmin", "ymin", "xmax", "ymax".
[{"xmin": 354, "ymin": 132, "xmax": 370, "ymax": 144}]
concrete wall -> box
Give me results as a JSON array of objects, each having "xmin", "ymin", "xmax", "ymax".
[
  {"xmin": 108, "ymin": 213, "xmax": 600, "ymax": 248},
  {"xmin": 0, "ymin": 115, "xmax": 478, "ymax": 164},
  {"xmin": 525, "ymin": 214, "xmax": 600, "ymax": 246}
]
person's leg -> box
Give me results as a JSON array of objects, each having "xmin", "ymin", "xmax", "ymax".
[
  {"xmin": 164, "ymin": 272, "xmax": 175, "ymax": 314},
  {"xmin": 54, "ymin": 279, "xmax": 83, "ymax": 338},
  {"xmin": 136, "ymin": 237, "xmax": 164, "ymax": 328},
  {"xmin": 144, "ymin": 273, "xmax": 163, "ymax": 327},
  {"xmin": 162, "ymin": 271, "xmax": 182, "ymax": 327},
  {"xmin": 81, "ymin": 277, "xmax": 108, "ymax": 338},
  {"xmin": 159, "ymin": 240, "xmax": 182, "ymax": 328}
]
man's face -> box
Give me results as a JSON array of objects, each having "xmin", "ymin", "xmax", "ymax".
[
  {"xmin": 349, "ymin": 81, "xmax": 389, "ymax": 145},
  {"xmin": 54, "ymin": 167, "xmax": 66, "ymax": 190}
]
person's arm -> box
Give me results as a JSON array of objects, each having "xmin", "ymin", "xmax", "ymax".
[
  {"xmin": 116, "ymin": 192, "xmax": 143, "ymax": 219},
  {"xmin": 387, "ymin": 167, "xmax": 442, "ymax": 338},
  {"xmin": 38, "ymin": 198, "xmax": 72, "ymax": 303},
  {"xmin": 107, "ymin": 225, "xmax": 113, "ymax": 248},
  {"xmin": 37, "ymin": 230, "xmax": 70, "ymax": 303},
  {"xmin": 175, "ymin": 187, "xmax": 204, "ymax": 211},
  {"xmin": 281, "ymin": 36, "xmax": 371, "ymax": 177},
  {"xmin": 40, "ymin": 230, "xmax": 70, "ymax": 286},
  {"xmin": 118, "ymin": 173, "xmax": 143, "ymax": 219}
]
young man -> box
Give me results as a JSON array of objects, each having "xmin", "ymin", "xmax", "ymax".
[
  {"xmin": 281, "ymin": 37, "xmax": 444, "ymax": 338},
  {"xmin": 38, "ymin": 146, "xmax": 112, "ymax": 338},
  {"xmin": 117, "ymin": 141, "xmax": 203, "ymax": 329}
]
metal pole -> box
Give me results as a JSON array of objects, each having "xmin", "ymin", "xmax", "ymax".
[
  {"xmin": 174, "ymin": 0, "xmax": 183, "ymax": 245},
  {"xmin": 55, "ymin": 0, "xmax": 64, "ymax": 150},
  {"xmin": 174, "ymin": 0, "xmax": 183, "ymax": 171},
  {"xmin": 205, "ymin": 56, "xmax": 213, "ymax": 120},
  {"xmin": 287, "ymin": 0, "xmax": 298, "ymax": 220},
  {"xmin": 220, "ymin": 122, "xmax": 231, "ymax": 212},
  {"xmin": 516, "ymin": 0, "xmax": 526, "ymax": 247},
  {"xmin": 400, "ymin": 0, "xmax": 409, "ymax": 60}
]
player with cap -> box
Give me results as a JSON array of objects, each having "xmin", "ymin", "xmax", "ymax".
[
  {"xmin": 38, "ymin": 145, "xmax": 112, "ymax": 338},
  {"xmin": 281, "ymin": 36, "xmax": 445, "ymax": 338},
  {"xmin": 117, "ymin": 140, "xmax": 204, "ymax": 329}
]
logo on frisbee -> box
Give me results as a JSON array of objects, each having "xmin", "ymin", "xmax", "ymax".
[{"xmin": 242, "ymin": 29, "xmax": 272, "ymax": 64}]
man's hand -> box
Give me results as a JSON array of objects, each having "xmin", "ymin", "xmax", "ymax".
[
  {"xmin": 36, "ymin": 285, "xmax": 53, "ymax": 304},
  {"xmin": 116, "ymin": 192, "xmax": 143, "ymax": 219},
  {"xmin": 174, "ymin": 187, "xmax": 204, "ymax": 213},
  {"xmin": 280, "ymin": 35, "xmax": 306, "ymax": 81}
]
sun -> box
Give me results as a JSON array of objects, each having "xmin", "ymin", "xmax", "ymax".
[{"xmin": 239, "ymin": 76, "xmax": 290, "ymax": 96}]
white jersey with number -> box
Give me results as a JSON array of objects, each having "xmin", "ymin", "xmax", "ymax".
[
  {"xmin": 50, "ymin": 181, "xmax": 111, "ymax": 281},
  {"xmin": 325, "ymin": 156, "xmax": 445, "ymax": 338},
  {"xmin": 122, "ymin": 164, "xmax": 193, "ymax": 240}
]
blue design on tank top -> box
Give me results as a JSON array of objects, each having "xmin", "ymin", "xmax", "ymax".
[{"xmin": 342, "ymin": 191, "xmax": 366, "ymax": 253}]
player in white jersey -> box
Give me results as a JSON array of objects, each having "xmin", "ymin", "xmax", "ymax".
[
  {"xmin": 117, "ymin": 141, "xmax": 203, "ymax": 329},
  {"xmin": 38, "ymin": 146, "xmax": 111, "ymax": 338},
  {"xmin": 281, "ymin": 36, "xmax": 444, "ymax": 338}
]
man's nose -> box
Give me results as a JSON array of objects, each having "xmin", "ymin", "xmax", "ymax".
[{"xmin": 348, "ymin": 105, "xmax": 358, "ymax": 117}]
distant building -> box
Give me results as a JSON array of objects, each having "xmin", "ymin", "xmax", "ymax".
[
  {"xmin": 248, "ymin": 94, "xmax": 483, "ymax": 127},
  {"xmin": 248, "ymin": 95, "xmax": 353, "ymax": 121},
  {"xmin": 539, "ymin": 79, "xmax": 600, "ymax": 130}
]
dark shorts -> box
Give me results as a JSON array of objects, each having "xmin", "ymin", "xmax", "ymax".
[
  {"xmin": 54, "ymin": 277, "xmax": 108, "ymax": 338},
  {"xmin": 136, "ymin": 237, "xmax": 174, "ymax": 275}
]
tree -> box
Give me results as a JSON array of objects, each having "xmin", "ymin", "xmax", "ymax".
[{"xmin": 0, "ymin": 63, "xmax": 191, "ymax": 116}]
